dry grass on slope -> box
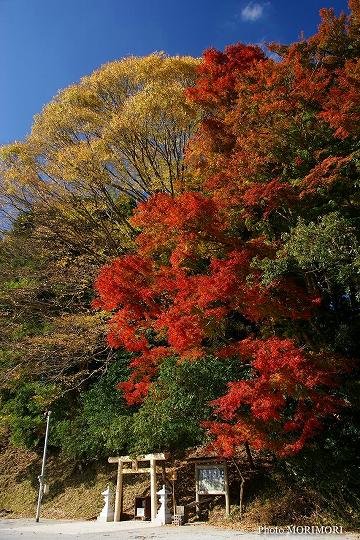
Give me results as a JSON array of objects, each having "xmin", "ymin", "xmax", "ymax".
[{"xmin": 0, "ymin": 445, "xmax": 150, "ymax": 520}]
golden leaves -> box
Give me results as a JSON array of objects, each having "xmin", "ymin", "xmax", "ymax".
[{"xmin": 0, "ymin": 53, "xmax": 200, "ymax": 257}]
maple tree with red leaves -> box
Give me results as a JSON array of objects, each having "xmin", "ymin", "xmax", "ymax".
[
  {"xmin": 95, "ymin": 3, "xmax": 359, "ymax": 457},
  {"xmin": 206, "ymin": 338, "xmax": 343, "ymax": 457}
]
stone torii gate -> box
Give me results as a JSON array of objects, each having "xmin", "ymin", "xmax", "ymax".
[{"xmin": 108, "ymin": 452, "xmax": 170, "ymax": 522}]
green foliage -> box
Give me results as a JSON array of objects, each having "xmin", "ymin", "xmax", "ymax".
[
  {"xmin": 281, "ymin": 412, "xmax": 360, "ymax": 526},
  {"xmin": 0, "ymin": 382, "xmax": 57, "ymax": 447},
  {"xmin": 10, "ymin": 319, "xmax": 54, "ymax": 341},
  {"xmin": 130, "ymin": 356, "xmax": 241, "ymax": 454},
  {"xmin": 259, "ymin": 212, "xmax": 360, "ymax": 291},
  {"xmin": 256, "ymin": 211, "xmax": 360, "ymax": 357},
  {"xmin": 2, "ymin": 277, "xmax": 37, "ymax": 290},
  {"xmin": 50, "ymin": 354, "xmax": 133, "ymax": 460}
]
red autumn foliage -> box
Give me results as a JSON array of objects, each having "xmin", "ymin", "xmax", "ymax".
[
  {"xmin": 132, "ymin": 192, "xmax": 226, "ymax": 260},
  {"xmin": 319, "ymin": 59, "xmax": 360, "ymax": 139},
  {"xmin": 186, "ymin": 7, "xmax": 358, "ymax": 215},
  {"xmin": 241, "ymin": 178, "xmax": 296, "ymax": 219},
  {"xmin": 94, "ymin": 5, "xmax": 357, "ymax": 456},
  {"xmin": 206, "ymin": 338, "xmax": 343, "ymax": 457},
  {"xmin": 95, "ymin": 194, "xmax": 321, "ymax": 409},
  {"xmin": 186, "ymin": 43, "xmax": 266, "ymax": 110},
  {"xmin": 299, "ymin": 155, "xmax": 352, "ymax": 196}
]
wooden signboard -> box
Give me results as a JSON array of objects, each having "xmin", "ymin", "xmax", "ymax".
[
  {"xmin": 196, "ymin": 464, "xmax": 226, "ymax": 495},
  {"xmin": 195, "ymin": 463, "xmax": 230, "ymax": 515}
]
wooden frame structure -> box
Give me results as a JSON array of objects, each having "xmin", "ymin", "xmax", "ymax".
[{"xmin": 108, "ymin": 453, "xmax": 170, "ymax": 522}]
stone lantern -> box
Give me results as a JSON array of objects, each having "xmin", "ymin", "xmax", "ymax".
[
  {"xmin": 97, "ymin": 485, "xmax": 114, "ymax": 522},
  {"xmin": 155, "ymin": 484, "xmax": 172, "ymax": 525}
]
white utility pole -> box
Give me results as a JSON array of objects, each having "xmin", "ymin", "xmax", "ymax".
[{"xmin": 35, "ymin": 410, "xmax": 51, "ymax": 522}]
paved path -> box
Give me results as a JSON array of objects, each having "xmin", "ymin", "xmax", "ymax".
[{"xmin": 0, "ymin": 519, "xmax": 357, "ymax": 540}]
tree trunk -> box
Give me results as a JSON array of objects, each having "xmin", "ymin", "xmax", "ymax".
[
  {"xmin": 239, "ymin": 478, "xmax": 245, "ymax": 519},
  {"xmin": 244, "ymin": 442, "xmax": 255, "ymax": 469}
]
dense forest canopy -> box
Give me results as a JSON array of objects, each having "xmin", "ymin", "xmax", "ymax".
[
  {"xmin": 95, "ymin": 2, "xmax": 360, "ymax": 455},
  {"xmin": 1, "ymin": 0, "xmax": 360, "ymax": 526}
]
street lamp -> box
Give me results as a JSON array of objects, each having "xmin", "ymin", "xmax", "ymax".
[{"xmin": 35, "ymin": 410, "xmax": 51, "ymax": 522}]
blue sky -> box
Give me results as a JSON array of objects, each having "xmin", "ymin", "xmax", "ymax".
[{"xmin": 0, "ymin": 0, "xmax": 349, "ymax": 145}]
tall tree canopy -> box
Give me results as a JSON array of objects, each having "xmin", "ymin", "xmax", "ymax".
[
  {"xmin": 0, "ymin": 53, "xmax": 199, "ymax": 258},
  {"xmin": 95, "ymin": 4, "xmax": 360, "ymax": 457}
]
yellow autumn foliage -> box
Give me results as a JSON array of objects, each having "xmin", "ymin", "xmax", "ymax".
[{"xmin": 0, "ymin": 52, "xmax": 199, "ymax": 256}]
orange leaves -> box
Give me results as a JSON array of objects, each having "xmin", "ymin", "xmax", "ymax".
[
  {"xmin": 309, "ymin": 7, "xmax": 350, "ymax": 66},
  {"xmin": 320, "ymin": 59, "xmax": 360, "ymax": 139},
  {"xmin": 300, "ymin": 155, "xmax": 353, "ymax": 196},
  {"xmin": 186, "ymin": 43, "xmax": 265, "ymax": 110},
  {"xmin": 132, "ymin": 192, "xmax": 225, "ymax": 262}
]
